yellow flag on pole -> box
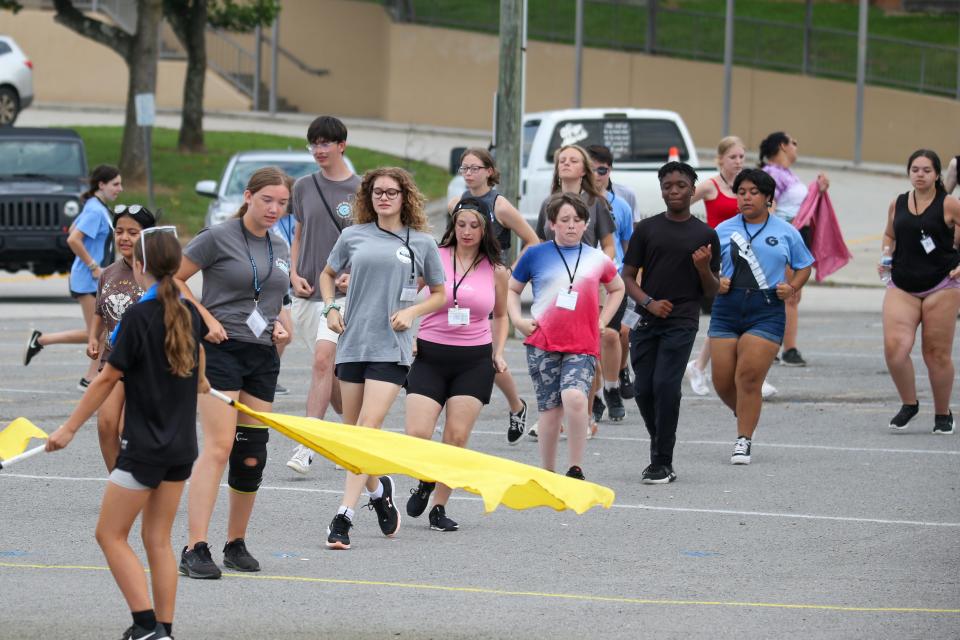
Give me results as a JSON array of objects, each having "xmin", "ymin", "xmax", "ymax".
[
  {"xmin": 0, "ymin": 418, "xmax": 48, "ymax": 463},
  {"xmin": 212, "ymin": 391, "xmax": 614, "ymax": 514}
]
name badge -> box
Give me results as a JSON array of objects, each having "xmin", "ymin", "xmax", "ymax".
[
  {"xmin": 448, "ymin": 307, "xmax": 470, "ymax": 326},
  {"xmin": 400, "ymin": 284, "xmax": 419, "ymax": 302},
  {"xmin": 621, "ymin": 307, "xmax": 641, "ymax": 330},
  {"xmin": 920, "ymin": 233, "xmax": 936, "ymax": 254},
  {"xmin": 556, "ymin": 290, "xmax": 578, "ymax": 310},
  {"xmin": 246, "ymin": 307, "xmax": 268, "ymax": 338}
]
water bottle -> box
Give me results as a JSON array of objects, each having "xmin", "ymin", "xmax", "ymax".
[{"xmin": 879, "ymin": 246, "xmax": 893, "ymax": 284}]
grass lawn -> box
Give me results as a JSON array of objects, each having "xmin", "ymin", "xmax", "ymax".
[{"xmin": 72, "ymin": 126, "xmax": 451, "ymax": 235}]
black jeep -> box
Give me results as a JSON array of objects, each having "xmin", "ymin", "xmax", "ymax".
[{"xmin": 0, "ymin": 128, "xmax": 87, "ymax": 276}]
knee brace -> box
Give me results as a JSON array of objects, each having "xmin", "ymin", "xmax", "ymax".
[{"xmin": 228, "ymin": 425, "xmax": 269, "ymax": 493}]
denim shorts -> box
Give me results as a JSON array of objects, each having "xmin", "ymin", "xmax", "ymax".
[
  {"xmin": 526, "ymin": 346, "xmax": 596, "ymax": 412},
  {"xmin": 708, "ymin": 288, "xmax": 785, "ymax": 345}
]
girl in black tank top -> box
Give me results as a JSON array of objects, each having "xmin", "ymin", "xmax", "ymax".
[{"xmin": 891, "ymin": 191, "xmax": 960, "ymax": 293}]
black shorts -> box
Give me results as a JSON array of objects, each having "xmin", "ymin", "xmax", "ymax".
[
  {"xmin": 70, "ymin": 290, "xmax": 95, "ymax": 299},
  {"xmin": 605, "ymin": 296, "xmax": 628, "ymax": 331},
  {"xmin": 204, "ymin": 339, "xmax": 280, "ymax": 403},
  {"xmin": 115, "ymin": 455, "xmax": 193, "ymax": 489},
  {"xmin": 336, "ymin": 361, "xmax": 409, "ymax": 386},
  {"xmin": 406, "ymin": 340, "xmax": 496, "ymax": 405}
]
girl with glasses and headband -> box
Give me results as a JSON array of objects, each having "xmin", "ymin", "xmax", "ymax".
[
  {"xmin": 24, "ymin": 164, "xmax": 123, "ymax": 392},
  {"xmin": 84, "ymin": 204, "xmax": 157, "ymax": 470},
  {"xmin": 448, "ymin": 147, "xmax": 537, "ymax": 446},
  {"xmin": 320, "ymin": 167, "xmax": 446, "ymax": 550},
  {"xmin": 174, "ymin": 167, "xmax": 293, "ymax": 579},
  {"xmin": 45, "ymin": 229, "xmax": 209, "ymax": 640}
]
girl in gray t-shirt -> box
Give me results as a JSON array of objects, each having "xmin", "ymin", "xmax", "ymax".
[{"xmin": 320, "ymin": 167, "xmax": 446, "ymax": 551}]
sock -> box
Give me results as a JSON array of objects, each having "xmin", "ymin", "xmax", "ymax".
[
  {"xmin": 368, "ymin": 480, "xmax": 384, "ymax": 500},
  {"xmin": 604, "ymin": 380, "xmax": 618, "ymax": 391},
  {"xmin": 161, "ymin": 622, "xmax": 173, "ymax": 636},
  {"xmin": 337, "ymin": 506, "xmax": 354, "ymax": 521},
  {"xmin": 132, "ymin": 609, "xmax": 157, "ymax": 630}
]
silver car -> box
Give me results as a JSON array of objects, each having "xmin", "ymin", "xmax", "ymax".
[
  {"xmin": 0, "ymin": 36, "xmax": 34, "ymax": 126},
  {"xmin": 196, "ymin": 150, "xmax": 355, "ymax": 227}
]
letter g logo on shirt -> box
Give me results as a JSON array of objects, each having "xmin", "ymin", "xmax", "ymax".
[{"xmin": 396, "ymin": 247, "xmax": 412, "ymax": 264}]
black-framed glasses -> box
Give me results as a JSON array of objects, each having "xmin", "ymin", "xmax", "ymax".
[
  {"xmin": 372, "ymin": 188, "xmax": 403, "ymax": 200},
  {"xmin": 458, "ymin": 165, "xmax": 486, "ymax": 175}
]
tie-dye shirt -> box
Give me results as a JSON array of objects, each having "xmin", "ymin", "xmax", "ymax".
[{"xmin": 512, "ymin": 241, "xmax": 617, "ymax": 357}]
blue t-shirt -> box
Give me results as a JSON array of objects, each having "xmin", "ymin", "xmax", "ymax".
[
  {"xmin": 69, "ymin": 198, "xmax": 113, "ymax": 294},
  {"xmin": 715, "ymin": 213, "xmax": 814, "ymax": 289},
  {"xmin": 607, "ymin": 191, "xmax": 634, "ymax": 271},
  {"xmin": 270, "ymin": 215, "xmax": 297, "ymax": 249}
]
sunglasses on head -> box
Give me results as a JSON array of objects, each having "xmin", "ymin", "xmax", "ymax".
[{"xmin": 139, "ymin": 226, "xmax": 178, "ymax": 274}]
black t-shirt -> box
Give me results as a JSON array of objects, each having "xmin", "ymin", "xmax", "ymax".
[
  {"xmin": 624, "ymin": 212, "xmax": 721, "ymax": 328},
  {"xmin": 108, "ymin": 298, "xmax": 208, "ymax": 466}
]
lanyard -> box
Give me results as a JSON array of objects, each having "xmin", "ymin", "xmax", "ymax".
[
  {"xmin": 240, "ymin": 219, "xmax": 274, "ymax": 303},
  {"xmin": 108, "ymin": 283, "xmax": 158, "ymax": 346},
  {"xmin": 552, "ymin": 240, "xmax": 583, "ymax": 292},
  {"xmin": 278, "ymin": 216, "xmax": 294, "ymax": 246},
  {"xmin": 376, "ymin": 222, "xmax": 415, "ymax": 282},
  {"xmin": 451, "ymin": 249, "xmax": 481, "ymax": 308},
  {"xmin": 742, "ymin": 214, "xmax": 770, "ymax": 246}
]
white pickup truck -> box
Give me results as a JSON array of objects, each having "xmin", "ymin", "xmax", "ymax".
[{"xmin": 446, "ymin": 107, "xmax": 705, "ymax": 225}]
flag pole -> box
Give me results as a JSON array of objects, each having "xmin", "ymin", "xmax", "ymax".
[
  {"xmin": 0, "ymin": 444, "xmax": 45, "ymax": 470},
  {"xmin": 208, "ymin": 389, "xmax": 235, "ymax": 406}
]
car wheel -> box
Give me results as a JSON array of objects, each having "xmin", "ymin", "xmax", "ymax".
[{"xmin": 0, "ymin": 87, "xmax": 20, "ymax": 127}]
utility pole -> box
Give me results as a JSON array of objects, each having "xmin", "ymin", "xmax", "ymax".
[
  {"xmin": 853, "ymin": 0, "xmax": 867, "ymax": 165},
  {"xmin": 573, "ymin": 0, "xmax": 584, "ymax": 108},
  {"xmin": 496, "ymin": 0, "xmax": 523, "ymax": 213},
  {"xmin": 721, "ymin": 0, "xmax": 734, "ymax": 137}
]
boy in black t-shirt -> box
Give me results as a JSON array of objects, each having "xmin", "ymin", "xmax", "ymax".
[{"xmin": 622, "ymin": 162, "xmax": 721, "ymax": 484}]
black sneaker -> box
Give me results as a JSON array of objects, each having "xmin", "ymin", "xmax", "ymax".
[
  {"xmin": 121, "ymin": 622, "xmax": 171, "ymax": 640},
  {"xmin": 179, "ymin": 542, "xmax": 221, "ymax": 579},
  {"xmin": 889, "ymin": 402, "xmax": 919, "ymax": 431},
  {"xmin": 933, "ymin": 412, "xmax": 955, "ymax": 435},
  {"xmin": 428, "ymin": 504, "xmax": 459, "ymax": 531},
  {"xmin": 641, "ymin": 464, "xmax": 676, "ymax": 484},
  {"xmin": 367, "ymin": 475, "xmax": 400, "ymax": 537},
  {"xmin": 731, "ymin": 437, "xmax": 752, "ymax": 465},
  {"xmin": 603, "ymin": 387, "xmax": 625, "ymax": 421},
  {"xmin": 23, "ymin": 330, "xmax": 43, "ymax": 366},
  {"xmin": 77, "ymin": 377, "xmax": 91, "ymax": 392},
  {"xmin": 507, "ymin": 398, "xmax": 527, "ymax": 445},
  {"xmin": 274, "ymin": 383, "xmax": 289, "ymax": 395},
  {"xmin": 592, "ymin": 395, "xmax": 606, "ymax": 423},
  {"xmin": 565, "ymin": 465, "xmax": 585, "ymax": 480},
  {"xmin": 406, "ymin": 480, "xmax": 436, "ymax": 517},
  {"xmin": 326, "ymin": 513, "xmax": 352, "ymax": 550},
  {"xmin": 780, "ymin": 348, "xmax": 806, "ymax": 367},
  {"xmin": 618, "ymin": 368, "xmax": 635, "ymax": 400},
  {"xmin": 222, "ymin": 538, "xmax": 260, "ymax": 572}
]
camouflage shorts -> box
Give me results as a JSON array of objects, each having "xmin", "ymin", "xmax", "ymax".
[{"xmin": 525, "ymin": 346, "xmax": 596, "ymax": 412}]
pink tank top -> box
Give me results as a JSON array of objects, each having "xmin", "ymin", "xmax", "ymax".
[
  {"xmin": 418, "ymin": 246, "xmax": 495, "ymax": 346},
  {"xmin": 705, "ymin": 177, "xmax": 739, "ymax": 228}
]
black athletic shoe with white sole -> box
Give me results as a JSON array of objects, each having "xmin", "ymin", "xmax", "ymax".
[
  {"xmin": 406, "ymin": 480, "xmax": 436, "ymax": 517},
  {"xmin": 428, "ymin": 504, "xmax": 459, "ymax": 531},
  {"xmin": 731, "ymin": 437, "xmax": 752, "ymax": 465},
  {"xmin": 23, "ymin": 330, "xmax": 42, "ymax": 366},
  {"xmin": 179, "ymin": 541, "xmax": 221, "ymax": 579},
  {"xmin": 222, "ymin": 538, "xmax": 260, "ymax": 572},
  {"xmin": 565, "ymin": 465, "xmax": 585, "ymax": 480},
  {"xmin": 889, "ymin": 403, "xmax": 920, "ymax": 431},
  {"xmin": 933, "ymin": 412, "xmax": 955, "ymax": 435},
  {"xmin": 618, "ymin": 368, "xmax": 635, "ymax": 400},
  {"xmin": 326, "ymin": 513, "xmax": 352, "ymax": 550},
  {"xmin": 121, "ymin": 623, "xmax": 171, "ymax": 640},
  {"xmin": 603, "ymin": 387, "xmax": 625, "ymax": 421},
  {"xmin": 507, "ymin": 399, "xmax": 527, "ymax": 444},
  {"xmin": 367, "ymin": 475, "xmax": 401, "ymax": 536},
  {"xmin": 641, "ymin": 464, "xmax": 676, "ymax": 484},
  {"xmin": 592, "ymin": 395, "xmax": 606, "ymax": 423}
]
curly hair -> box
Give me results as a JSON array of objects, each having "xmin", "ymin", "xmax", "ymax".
[{"xmin": 352, "ymin": 167, "xmax": 429, "ymax": 231}]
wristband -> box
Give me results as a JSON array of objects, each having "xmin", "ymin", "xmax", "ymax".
[
  {"xmin": 640, "ymin": 296, "xmax": 654, "ymax": 308},
  {"xmin": 322, "ymin": 301, "xmax": 342, "ymax": 317},
  {"xmin": 88, "ymin": 261, "xmax": 98, "ymax": 270}
]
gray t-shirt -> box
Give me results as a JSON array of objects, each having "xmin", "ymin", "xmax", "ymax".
[
  {"xmin": 327, "ymin": 223, "xmax": 445, "ymax": 366},
  {"xmin": 292, "ymin": 170, "xmax": 361, "ymax": 301},
  {"xmin": 536, "ymin": 193, "xmax": 615, "ymax": 248},
  {"xmin": 184, "ymin": 219, "xmax": 291, "ymax": 346}
]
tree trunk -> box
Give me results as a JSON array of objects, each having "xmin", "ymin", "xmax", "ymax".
[
  {"xmin": 119, "ymin": 0, "xmax": 163, "ymax": 186},
  {"xmin": 172, "ymin": 0, "xmax": 207, "ymax": 153}
]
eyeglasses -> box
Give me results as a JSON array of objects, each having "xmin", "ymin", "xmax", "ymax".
[
  {"xmin": 790, "ymin": 139, "xmax": 799, "ymax": 147},
  {"xmin": 458, "ymin": 165, "xmax": 486, "ymax": 175},
  {"xmin": 139, "ymin": 225, "xmax": 178, "ymax": 274},
  {"xmin": 306, "ymin": 141, "xmax": 339, "ymax": 153},
  {"xmin": 594, "ymin": 166, "xmax": 610, "ymax": 176},
  {"xmin": 372, "ymin": 188, "xmax": 403, "ymax": 200}
]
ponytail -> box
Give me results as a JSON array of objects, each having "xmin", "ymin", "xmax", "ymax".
[
  {"xmin": 233, "ymin": 202, "xmax": 249, "ymax": 219},
  {"xmin": 758, "ymin": 132, "xmax": 789, "ymax": 168},
  {"xmin": 233, "ymin": 166, "xmax": 290, "ymax": 219},
  {"xmin": 82, "ymin": 164, "xmax": 121, "ymax": 206},
  {"xmin": 157, "ymin": 274, "xmax": 196, "ymax": 378}
]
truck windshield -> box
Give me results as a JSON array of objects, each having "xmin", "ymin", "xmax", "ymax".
[
  {"xmin": 0, "ymin": 141, "xmax": 86, "ymax": 178},
  {"xmin": 546, "ymin": 119, "xmax": 689, "ymax": 164},
  {"xmin": 224, "ymin": 160, "xmax": 317, "ymax": 197}
]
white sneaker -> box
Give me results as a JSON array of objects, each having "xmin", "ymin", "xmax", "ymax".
[
  {"xmin": 286, "ymin": 444, "xmax": 314, "ymax": 474},
  {"xmin": 685, "ymin": 361, "xmax": 710, "ymax": 396},
  {"xmin": 527, "ymin": 422, "xmax": 538, "ymax": 441},
  {"xmin": 761, "ymin": 380, "xmax": 778, "ymax": 399},
  {"xmin": 731, "ymin": 437, "xmax": 752, "ymax": 465}
]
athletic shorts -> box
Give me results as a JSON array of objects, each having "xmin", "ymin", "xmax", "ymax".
[
  {"xmin": 406, "ymin": 340, "xmax": 496, "ymax": 405},
  {"xmin": 336, "ymin": 361, "xmax": 409, "ymax": 386},
  {"xmin": 291, "ymin": 296, "xmax": 344, "ymax": 351},
  {"xmin": 525, "ymin": 346, "xmax": 596, "ymax": 412},
  {"xmin": 886, "ymin": 275, "xmax": 960, "ymax": 299},
  {"xmin": 204, "ymin": 339, "xmax": 280, "ymax": 403},
  {"xmin": 605, "ymin": 296, "xmax": 628, "ymax": 331},
  {"xmin": 708, "ymin": 287, "xmax": 785, "ymax": 345},
  {"xmin": 111, "ymin": 455, "xmax": 193, "ymax": 490}
]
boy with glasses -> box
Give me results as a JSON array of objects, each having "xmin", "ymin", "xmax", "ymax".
[{"xmin": 286, "ymin": 116, "xmax": 360, "ymax": 473}]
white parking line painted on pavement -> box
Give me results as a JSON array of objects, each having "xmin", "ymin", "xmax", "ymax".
[{"xmin": 3, "ymin": 473, "xmax": 957, "ymax": 528}]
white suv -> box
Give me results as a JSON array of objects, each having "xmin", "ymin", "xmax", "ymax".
[{"xmin": 0, "ymin": 36, "xmax": 34, "ymax": 126}]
